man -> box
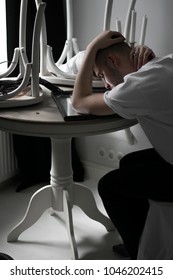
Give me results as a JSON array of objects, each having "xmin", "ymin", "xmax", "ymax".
[{"xmin": 72, "ymin": 30, "xmax": 173, "ymax": 259}]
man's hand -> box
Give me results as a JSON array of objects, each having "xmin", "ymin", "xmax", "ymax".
[
  {"xmin": 130, "ymin": 45, "xmax": 155, "ymax": 70},
  {"xmin": 87, "ymin": 30, "xmax": 125, "ymax": 52}
]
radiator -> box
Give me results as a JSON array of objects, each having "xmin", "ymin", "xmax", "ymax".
[{"xmin": 0, "ymin": 131, "xmax": 18, "ymax": 183}]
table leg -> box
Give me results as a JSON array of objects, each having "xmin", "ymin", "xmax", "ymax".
[
  {"xmin": 8, "ymin": 136, "xmax": 114, "ymax": 259},
  {"xmin": 73, "ymin": 182, "xmax": 115, "ymax": 232},
  {"xmin": 50, "ymin": 137, "xmax": 114, "ymax": 260},
  {"xmin": 7, "ymin": 185, "xmax": 52, "ymax": 242},
  {"xmin": 63, "ymin": 189, "xmax": 78, "ymax": 259},
  {"xmin": 50, "ymin": 137, "xmax": 78, "ymax": 259}
]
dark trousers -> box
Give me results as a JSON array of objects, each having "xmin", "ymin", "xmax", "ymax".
[{"xmin": 98, "ymin": 148, "xmax": 173, "ymax": 259}]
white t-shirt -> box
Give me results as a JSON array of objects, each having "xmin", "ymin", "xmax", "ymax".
[{"xmin": 104, "ymin": 54, "xmax": 173, "ymax": 164}]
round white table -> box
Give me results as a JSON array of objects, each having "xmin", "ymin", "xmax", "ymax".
[{"xmin": 0, "ymin": 89, "xmax": 137, "ymax": 259}]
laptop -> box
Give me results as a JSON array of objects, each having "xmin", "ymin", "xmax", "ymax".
[{"xmin": 51, "ymin": 88, "xmax": 116, "ymax": 121}]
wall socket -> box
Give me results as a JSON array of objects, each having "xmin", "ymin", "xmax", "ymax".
[
  {"xmin": 107, "ymin": 149, "xmax": 116, "ymax": 161},
  {"xmin": 97, "ymin": 146, "xmax": 124, "ymax": 162},
  {"xmin": 97, "ymin": 146, "xmax": 107, "ymax": 159}
]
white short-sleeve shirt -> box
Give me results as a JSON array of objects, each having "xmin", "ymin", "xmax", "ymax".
[{"xmin": 104, "ymin": 54, "xmax": 173, "ymax": 164}]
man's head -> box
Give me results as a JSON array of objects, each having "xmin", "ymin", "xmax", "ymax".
[{"xmin": 94, "ymin": 41, "xmax": 135, "ymax": 89}]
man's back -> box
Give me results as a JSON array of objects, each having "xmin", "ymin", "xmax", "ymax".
[{"xmin": 104, "ymin": 54, "xmax": 173, "ymax": 164}]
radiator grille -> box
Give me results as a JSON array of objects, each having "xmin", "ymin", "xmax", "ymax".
[{"xmin": 0, "ymin": 131, "xmax": 18, "ymax": 183}]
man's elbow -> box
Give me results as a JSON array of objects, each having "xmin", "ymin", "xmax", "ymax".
[
  {"xmin": 71, "ymin": 97, "xmax": 79, "ymax": 112},
  {"xmin": 71, "ymin": 97, "xmax": 90, "ymax": 115}
]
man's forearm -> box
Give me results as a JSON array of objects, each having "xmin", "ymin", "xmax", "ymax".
[
  {"xmin": 71, "ymin": 46, "xmax": 97, "ymax": 110},
  {"xmin": 71, "ymin": 30, "xmax": 125, "ymax": 115}
]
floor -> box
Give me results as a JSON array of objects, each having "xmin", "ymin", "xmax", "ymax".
[{"xmin": 0, "ymin": 178, "xmax": 124, "ymax": 260}]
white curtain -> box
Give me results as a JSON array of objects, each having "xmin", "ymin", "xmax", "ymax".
[{"xmin": 0, "ymin": 0, "xmax": 7, "ymax": 72}]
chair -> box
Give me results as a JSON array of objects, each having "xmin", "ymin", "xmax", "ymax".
[
  {"xmin": 138, "ymin": 200, "xmax": 173, "ymax": 259},
  {"xmin": 0, "ymin": 0, "xmax": 45, "ymax": 108}
]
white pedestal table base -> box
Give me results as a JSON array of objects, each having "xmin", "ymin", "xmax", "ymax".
[{"xmin": 8, "ymin": 137, "xmax": 114, "ymax": 259}]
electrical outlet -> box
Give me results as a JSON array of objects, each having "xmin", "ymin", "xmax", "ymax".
[
  {"xmin": 97, "ymin": 146, "xmax": 106, "ymax": 158},
  {"xmin": 107, "ymin": 149, "xmax": 116, "ymax": 161}
]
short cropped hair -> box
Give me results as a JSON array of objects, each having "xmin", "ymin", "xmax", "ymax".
[{"xmin": 96, "ymin": 41, "xmax": 131, "ymax": 62}]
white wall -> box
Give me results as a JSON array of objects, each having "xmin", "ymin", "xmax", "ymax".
[
  {"xmin": 72, "ymin": 0, "xmax": 173, "ymax": 172},
  {"xmin": 73, "ymin": 0, "xmax": 173, "ymax": 56},
  {"xmin": 75, "ymin": 124, "xmax": 152, "ymax": 172}
]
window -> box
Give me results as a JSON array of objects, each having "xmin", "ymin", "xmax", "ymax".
[{"xmin": 0, "ymin": 0, "xmax": 7, "ymax": 72}]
